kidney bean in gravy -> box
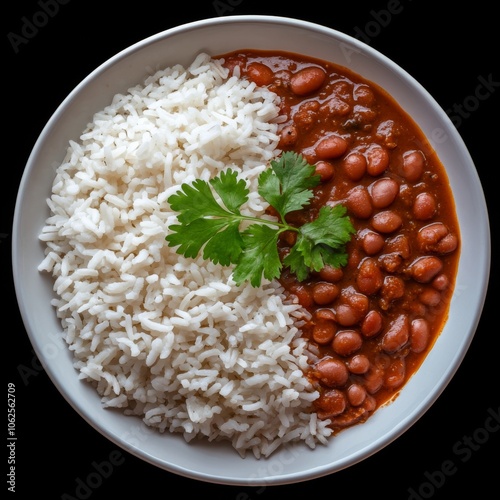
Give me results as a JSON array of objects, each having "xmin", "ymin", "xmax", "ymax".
[{"xmin": 220, "ymin": 50, "xmax": 460, "ymax": 434}]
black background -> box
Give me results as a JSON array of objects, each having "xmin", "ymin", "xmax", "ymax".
[{"xmin": 4, "ymin": 1, "xmax": 498, "ymax": 498}]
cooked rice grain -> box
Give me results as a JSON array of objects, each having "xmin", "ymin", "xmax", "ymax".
[{"xmin": 38, "ymin": 53, "xmax": 332, "ymax": 458}]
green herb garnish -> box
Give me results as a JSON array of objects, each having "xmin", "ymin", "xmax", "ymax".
[{"xmin": 165, "ymin": 151, "xmax": 355, "ymax": 287}]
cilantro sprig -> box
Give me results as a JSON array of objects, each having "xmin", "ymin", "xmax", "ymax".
[{"xmin": 165, "ymin": 151, "xmax": 355, "ymax": 287}]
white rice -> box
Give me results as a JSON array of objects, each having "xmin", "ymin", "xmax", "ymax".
[{"xmin": 38, "ymin": 53, "xmax": 332, "ymax": 458}]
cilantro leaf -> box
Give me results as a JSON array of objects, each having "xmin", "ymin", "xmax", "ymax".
[
  {"xmin": 165, "ymin": 171, "xmax": 248, "ymax": 265},
  {"xmin": 258, "ymin": 151, "xmax": 320, "ymax": 220},
  {"xmin": 167, "ymin": 178, "xmax": 232, "ymax": 224},
  {"xmin": 283, "ymin": 205, "xmax": 355, "ymax": 280},
  {"xmin": 300, "ymin": 205, "xmax": 355, "ymax": 249},
  {"xmin": 167, "ymin": 170, "xmax": 249, "ymax": 225},
  {"xmin": 232, "ymin": 224, "xmax": 282, "ymax": 287},
  {"xmin": 167, "ymin": 218, "xmax": 244, "ymax": 266},
  {"xmin": 210, "ymin": 169, "xmax": 249, "ymax": 213},
  {"xmin": 165, "ymin": 152, "xmax": 355, "ymax": 288}
]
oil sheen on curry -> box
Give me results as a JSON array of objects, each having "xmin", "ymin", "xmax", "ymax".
[{"xmin": 220, "ymin": 50, "xmax": 460, "ymax": 433}]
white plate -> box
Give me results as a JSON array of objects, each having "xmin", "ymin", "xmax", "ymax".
[{"xmin": 12, "ymin": 15, "xmax": 490, "ymax": 485}]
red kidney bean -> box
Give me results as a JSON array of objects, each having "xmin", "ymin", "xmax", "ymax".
[
  {"xmin": 315, "ymin": 135, "xmax": 348, "ymax": 159},
  {"xmin": 376, "ymin": 119, "xmax": 399, "ymax": 147},
  {"xmin": 379, "ymin": 252, "xmax": 403, "ymax": 274},
  {"xmin": 314, "ymin": 160, "xmax": 335, "ymax": 182},
  {"xmin": 354, "ymin": 105, "xmax": 377, "ymax": 125},
  {"xmin": 319, "ymin": 265, "xmax": 344, "ymax": 282},
  {"xmin": 279, "ymin": 124, "xmax": 298, "ymax": 148},
  {"xmin": 342, "ymin": 153, "xmax": 367, "ymax": 181},
  {"xmin": 364, "ymin": 394, "xmax": 377, "ymax": 412},
  {"xmin": 328, "ymin": 396, "xmax": 374, "ymax": 429},
  {"xmin": 347, "ymin": 354, "xmax": 370, "ymax": 374},
  {"xmin": 384, "ymin": 358, "xmax": 406, "ymax": 389},
  {"xmin": 320, "ymin": 96, "xmax": 351, "ymax": 117},
  {"xmin": 290, "ymin": 285, "xmax": 314, "ymax": 308},
  {"xmin": 380, "ymin": 275, "xmax": 405, "ymax": 303},
  {"xmin": 371, "ymin": 210, "xmax": 403, "ymax": 233},
  {"xmin": 417, "ymin": 222, "xmax": 459, "ymax": 255},
  {"xmin": 347, "ymin": 383, "xmax": 367, "ymax": 406},
  {"xmin": 346, "ymin": 246, "xmax": 363, "ymax": 270},
  {"xmin": 432, "ymin": 273, "xmax": 449, "ymax": 291},
  {"xmin": 360, "ymin": 230, "xmax": 385, "ymax": 255},
  {"xmin": 381, "ymin": 313, "xmax": 409, "ymax": 353},
  {"xmin": 411, "ymin": 256, "xmax": 443, "ymax": 283},
  {"xmin": 347, "ymin": 289, "xmax": 369, "ymax": 312},
  {"xmin": 312, "ymin": 282, "xmax": 339, "ymax": 305},
  {"xmin": 335, "ymin": 304, "xmax": 359, "ymax": 326},
  {"xmin": 356, "ymin": 258, "xmax": 383, "ymax": 295},
  {"xmin": 312, "ymin": 320, "xmax": 337, "ymax": 345},
  {"xmin": 366, "ymin": 145, "xmax": 389, "ymax": 175},
  {"xmin": 346, "ymin": 186, "xmax": 373, "ymax": 219},
  {"xmin": 315, "ymin": 389, "xmax": 346, "ymax": 417},
  {"xmin": 370, "ymin": 177, "xmax": 399, "ymax": 208},
  {"xmin": 402, "ymin": 150, "xmax": 425, "ymax": 181},
  {"xmin": 361, "ymin": 310, "xmax": 383, "ymax": 338},
  {"xmin": 290, "ymin": 66, "xmax": 327, "ymax": 95},
  {"xmin": 410, "ymin": 318, "xmax": 430, "ymax": 353},
  {"xmin": 315, "ymin": 308, "xmax": 336, "ymax": 322},
  {"xmin": 419, "ymin": 287, "xmax": 442, "ymax": 307},
  {"xmin": 343, "ymin": 152, "xmax": 367, "ymax": 180},
  {"xmin": 364, "ymin": 366, "xmax": 384, "ymax": 394},
  {"xmin": 315, "ymin": 357, "xmax": 349, "ymax": 387},
  {"xmin": 417, "ymin": 222, "xmax": 448, "ymax": 251},
  {"xmin": 293, "ymin": 101, "xmax": 320, "ymax": 130},
  {"xmin": 246, "ymin": 61, "xmax": 274, "ymax": 86},
  {"xmin": 385, "ymin": 234, "xmax": 411, "ymax": 259},
  {"xmin": 434, "ymin": 233, "xmax": 458, "ymax": 254},
  {"xmin": 280, "ymin": 230, "xmax": 297, "ymax": 247},
  {"xmin": 332, "ymin": 330, "xmax": 363, "ymax": 357},
  {"xmin": 413, "ymin": 192, "xmax": 437, "ymax": 220},
  {"xmin": 354, "ymin": 84, "xmax": 375, "ymax": 105}
]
